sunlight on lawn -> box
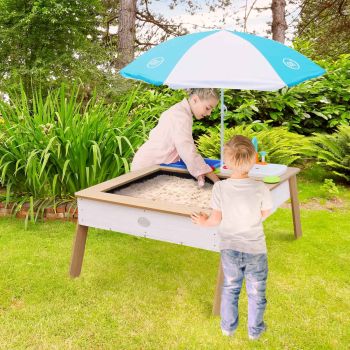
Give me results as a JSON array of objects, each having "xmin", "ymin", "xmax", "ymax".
[{"xmin": 0, "ymin": 205, "xmax": 349, "ymax": 349}]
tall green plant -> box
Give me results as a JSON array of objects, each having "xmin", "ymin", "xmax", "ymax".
[
  {"xmin": 190, "ymin": 54, "xmax": 350, "ymax": 137},
  {"xmin": 0, "ymin": 84, "xmax": 150, "ymax": 201},
  {"xmin": 311, "ymin": 125, "xmax": 350, "ymax": 182}
]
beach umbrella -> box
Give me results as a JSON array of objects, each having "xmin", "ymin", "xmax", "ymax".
[{"xmin": 120, "ymin": 29, "xmax": 325, "ymax": 167}]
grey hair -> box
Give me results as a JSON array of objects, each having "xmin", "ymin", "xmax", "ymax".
[{"xmin": 187, "ymin": 88, "xmax": 220, "ymax": 101}]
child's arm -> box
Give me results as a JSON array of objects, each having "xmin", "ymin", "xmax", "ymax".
[
  {"xmin": 261, "ymin": 209, "xmax": 271, "ymax": 220},
  {"xmin": 191, "ymin": 210, "xmax": 222, "ymax": 227},
  {"xmin": 172, "ymin": 112, "xmax": 213, "ymax": 180},
  {"xmin": 204, "ymin": 172, "xmax": 220, "ymax": 183},
  {"xmin": 197, "ymin": 172, "xmax": 220, "ymax": 187}
]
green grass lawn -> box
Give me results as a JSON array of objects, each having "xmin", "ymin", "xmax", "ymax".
[
  {"xmin": 297, "ymin": 163, "xmax": 350, "ymax": 206},
  {"xmin": 1, "ymin": 201, "xmax": 350, "ymax": 349}
]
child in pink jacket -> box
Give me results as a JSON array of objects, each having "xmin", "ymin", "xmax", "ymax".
[{"xmin": 131, "ymin": 88, "xmax": 220, "ymax": 186}]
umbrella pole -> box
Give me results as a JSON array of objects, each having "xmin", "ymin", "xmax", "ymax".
[{"xmin": 220, "ymin": 88, "xmax": 224, "ymax": 170}]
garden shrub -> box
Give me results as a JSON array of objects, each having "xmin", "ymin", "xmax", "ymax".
[
  {"xmin": 0, "ymin": 84, "xmax": 153, "ymax": 200},
  {"xmin": 205, "ymin": 54, "xmax": 350, "ymax": 136},
  {"xmin": 320, "ymin": 179, "xmax": 340, "ymax": 200},
  {"xmin": 196, "ymin": 125, "xmax": 309, "ymax": 166},
  {"xmin": 311, "ymin": 125, "xmax": 350, "ymax": 182},
  {"xmin": 114, "ymin": 54, "xmax": 350, "ymax": 139}
]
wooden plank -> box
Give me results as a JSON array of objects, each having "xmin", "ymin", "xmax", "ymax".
[
  {"xmin": 77, "ymin": 179, "xmax": 291, "ymax": 253},
  {"xmin": 78, "ymin": 198, "xmax": 220, "ymax": 252},
  {"xmin": 69, "ymin": 224, "xmax": 89, "ymax": 278},
  {"xmin": 212, "ymin": 261, "xmax": 224, "ymax": 316},
  {"xmin": 75, "ymin": 166, "xmax": 161, "ymax": 195},
  {"xmin": 77, "ymin": 191, "xmax": 209, "ymax": 217},
  {"xmin": 76, "ymin": 166, "xmax": 300, "ymax": 199},
  {"xmin": 268, "ymin": 180, "xmax": 290, "ymax": 216},
  {"xmin": 249, "ymin": 167, "xmax": 300, "ymax": 190},
  {"xmin": 74, "ymin": 167, "xmax": 299, "ymax": 216},
  {"xmin": 289, "ymin": 175, "xmax": 302, "ymax": 238}
]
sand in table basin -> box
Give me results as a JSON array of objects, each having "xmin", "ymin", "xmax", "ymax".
[{"xmin": 114, "ymin": 175, "xmax": 213, "ymax": 209}]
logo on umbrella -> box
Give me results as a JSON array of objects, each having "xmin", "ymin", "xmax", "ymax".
[
  {"xmin": 283, "ymin": 58, "xmax": 300, "ymax": 70},
  {"xmin": 147, "ymin": 57, "xmax": 165, "ymax": 69}
]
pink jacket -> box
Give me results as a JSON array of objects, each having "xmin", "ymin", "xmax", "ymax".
[{"xmin": 131, "ymin": 98, "xmax": 212, "ymax": 178}]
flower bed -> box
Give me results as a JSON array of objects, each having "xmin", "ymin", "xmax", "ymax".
[{"xmin": 0, "ymin": 201, "xmax": 78, "ymax": 221}]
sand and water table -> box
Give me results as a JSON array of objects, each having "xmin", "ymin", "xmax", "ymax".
[{"xmin": 69, "ymin": 164, "xmax": 301, "ymax": 315}]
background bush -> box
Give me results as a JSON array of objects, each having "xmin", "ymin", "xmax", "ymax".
[
  {"xmin": 192, "ymin": 54, "xmax": 350, "ymax": 137},
  {"xmin": 0, "ymin": 84, "xmax": 155, "ymax": 203},
  {"xmin": 196, "ymin": 125, "xmax": 309, "ymax": 166},
  {"xmin": 1, "ymin": 71, "xmax": 349, "ymax": 214},
  {"xmin": 310, "ymin": 125, "xmax": 350, "ymax": 182},
  {"xmin": 102, "ymin": 53, "xmax": 350, "ymax": 139}
]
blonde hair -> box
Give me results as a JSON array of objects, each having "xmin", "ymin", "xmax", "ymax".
[
  {"xmin": 224, "ymin": 135, "xmax": 256, "ymax": 174},
  {"xmin": 187, "ymin": 88, "xmax": 220, "ymax": 101}
]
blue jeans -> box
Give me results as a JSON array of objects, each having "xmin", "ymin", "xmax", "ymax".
[{"xmin": 220, "ymin": 249, "xmax": 268, "ymax": 337}]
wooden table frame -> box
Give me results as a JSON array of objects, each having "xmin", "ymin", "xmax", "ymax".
[{"xmin": 70, "ymin": 165, "xmax": 302, "ymax": 315}]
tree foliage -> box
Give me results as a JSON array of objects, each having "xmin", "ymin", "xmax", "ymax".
[
  {"xmin": 311, "ymin": 125, "xmax": 350, "ymax": 182},
  {"xmin": 0, "ymin": 0, "xmax": 115, "ymax": 96},
  {"xmin": 194, "ymin": 50, "xmax": 350, "ymax": 136},
  {"xmin": 296, "ymin": 0, "xmax": 350, "ymax": 59}
]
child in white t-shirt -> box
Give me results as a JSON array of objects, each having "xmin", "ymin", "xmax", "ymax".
[{"xmin": 191, "ymin": 135, "xmax": 273, "ymax": 340}]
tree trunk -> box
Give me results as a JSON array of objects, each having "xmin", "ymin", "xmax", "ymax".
[
  {"xmin": 271, "ymin": 0, "xmax": 287, "ymax": 43},
  {"xmin": 116, "ymin": 0, "xmax": 136, "ymax": 70}
]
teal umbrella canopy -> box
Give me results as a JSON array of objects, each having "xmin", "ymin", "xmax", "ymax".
[
  {"xmin": 120, "ymin": 30, "xmax": 325, "ymax": 91},
  {"xmin": 120, "ymin": 30, "xmax": 326, "ymax": 168}
]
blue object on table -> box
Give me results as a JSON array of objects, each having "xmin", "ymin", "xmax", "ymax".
[
  {"xmin": 251, "ymin": 137, "xmax": 258, "ymax": 152},
  {"xmin": 161, "ymin": 158, "xmax": 221, "ymax": 170}
]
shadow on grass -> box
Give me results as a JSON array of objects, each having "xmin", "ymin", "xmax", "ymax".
[
  {"xmin": 270, "ymin": 232, "xmax": 296, "ymax": 242},
  {"xmin": 200, "ymin": 300, "xmax": 217, "ymax": 318}
]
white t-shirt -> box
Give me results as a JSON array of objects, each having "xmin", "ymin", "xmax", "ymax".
[{"xmin": 211, "ymin": 178, "xmax": 273, "ymax": 254}]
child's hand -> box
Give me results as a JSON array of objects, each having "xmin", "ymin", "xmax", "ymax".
[
  {"xmin": 197, "ymin": 175, "xmax": 205, "ymax": 188},
  {"xmin": 191, "ymin": 212, "xmax": 209, "ymax": 226}
]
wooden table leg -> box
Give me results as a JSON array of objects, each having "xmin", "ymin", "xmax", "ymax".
[
  {"xmin": 288, "ymin": 175, "xmax": 302, "ymax": 239},
  {"xmin": 70, "ymin": 224, "xmax": 89, "ymax": 278},
  {"xmin": 212, "ymin": 260, "xmax": 224, "ymax": 316}
]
